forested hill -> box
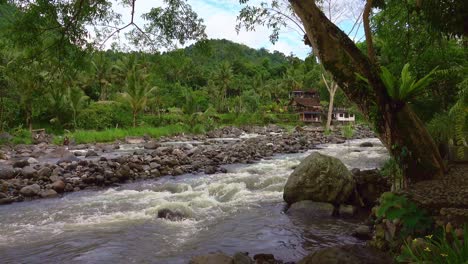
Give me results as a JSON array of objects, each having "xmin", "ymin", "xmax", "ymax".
[{"xmin": 183, "ymin": 39, "xmax": 293, "ymax": 70}]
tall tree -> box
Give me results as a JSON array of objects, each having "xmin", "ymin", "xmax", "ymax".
[
  {"xmin": 123, "ymin": 63, "xmax": 156, "ymax": 127},
  {"xmin": 287, "ymin": 0, "xmax": 445, "ymax": 182}
]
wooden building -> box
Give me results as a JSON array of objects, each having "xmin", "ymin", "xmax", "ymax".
[{"xmin": 289, "ymin": 90, "xmax": 323, "ymax": 123}]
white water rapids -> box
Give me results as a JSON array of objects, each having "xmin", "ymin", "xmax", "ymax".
[{"xmin": 0, "ymin": 138, "xmax": 388, "ymax": 263}]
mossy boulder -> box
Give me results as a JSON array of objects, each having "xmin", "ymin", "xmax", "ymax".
[{"xmin": 283, "ymin": 152, "xmax": 355, "ymax": 206}]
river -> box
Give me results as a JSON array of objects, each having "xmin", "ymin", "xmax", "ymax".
[{"xmin": 0, "ymin": 138, "xmax": 388, "ymax": 263}]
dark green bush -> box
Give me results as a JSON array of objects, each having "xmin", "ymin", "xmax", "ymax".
[{"xmin": 77, "ymin": 101, "xmax": 132, "ymax": 130}]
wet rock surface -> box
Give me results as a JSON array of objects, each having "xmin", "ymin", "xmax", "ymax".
[
  {"xmin": 298, "ymin": 245, "xmax": 393, "ymax": 264},
  {"xmin": 0, "ymin": 125, "xmax": 375, "ymax": 205}
]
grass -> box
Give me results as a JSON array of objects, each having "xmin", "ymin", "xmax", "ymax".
[{"xmin": 52, "ymin": 124, "xmax": 188, "ymax": 144}]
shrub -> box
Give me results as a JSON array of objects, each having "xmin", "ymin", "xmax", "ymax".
[
  {"xmin": 77, "ymin": 101, "xmax": 132, "ymax": 130},
  {"xmin": 377, "ymin": 192, "xmax": 432, "ymax": 237},
  {"xmin": 398, "ymin": 225, "xmax": 468, "ymax": 263}
]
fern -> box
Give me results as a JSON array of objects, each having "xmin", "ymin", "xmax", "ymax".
[{"xmin": 356, "ymin": 63, "xmax": 438, "ymax": 101}]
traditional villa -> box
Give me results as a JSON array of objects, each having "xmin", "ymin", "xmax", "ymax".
[
  {"xmin": 289, "ymin": 90, "xmax": 355, "ymax": 124},
  {"xmin": 289, "ymin": 90, "xmax": 323, "ymax": 123}
]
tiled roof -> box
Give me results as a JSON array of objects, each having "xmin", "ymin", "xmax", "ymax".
[{"xmin": 290, "ymin": 97, "xmax": 321, "ymax": 107}]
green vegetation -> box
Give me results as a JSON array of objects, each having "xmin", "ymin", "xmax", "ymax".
[
  {"xmin": 398, "ymin": 226, "xmax": 468, "ymax": 263},
  {"xmin": 376, "ymin": 192, "xmax": 432, "ymax": 237}
]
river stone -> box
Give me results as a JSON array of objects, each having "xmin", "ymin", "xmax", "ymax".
[
  {"xmin": 359, "ymin": 142, "xmax": 374, "ymax": 147},
  {"xmin": 283, "ymin": 152, "xmax": 355, "ymax": 206},
  {"xmin": 38, "ymin": 167, "xmax": 52, "ymax": 178},
  {"xmin": 232, "ymin": 252, "xmax": 253, "ymax": 264},
  {"xmin": 0, "ymin": 167, "xmax": 15, "ymax": 180},
  {"xmin": 144, "ymin": 141, "xmax": 160, "ymax": 150},
  {"xmin": 40, "ymin": 189, "xmax": 58, "ymax": 198},
  {"xmin": 205, "ymin": 166, "xmax": 217, "ymax": 175},
  {"xmin": 20, "ymin": 184, "xmax": 41, "ymax": 197},
  {"xmin": 52, "ymin": 180, "xmax": 66, "ymax": 193},
  {"xmin": 27, "ymin": 157, "xmax": 39, "ymax": 164},
  {"xmin": 85, "ymin": 150, "xmax": 98, "ymax": 158},
  {"xmin": 157, "ymin": 208, "xmax": 187, "ymax": 221},
  {"xmin": 57, "ymin": 154, "xmax": 79, "ymax": 164},
  {"xmin": 298, "ymin": 245, "xmax": 393, "ymax": 264},
  {"xmin": 352, "ymin": 225, "xmax": 372, "ymax": 240},
  {"xmin": 189, "ymin": 253, "xmax": 233, "ymax": 264},
  {"xmin": 13, "ymin": 160, "xmax": 29, "ymax": 168},
  {"xmin": 21, "ymin": 166, "xmax": 37, "ymax": 178}
]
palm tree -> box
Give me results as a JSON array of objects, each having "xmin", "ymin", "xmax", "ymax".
[{"xmin": 123, "ymin": 64, "xmax": 156, "ymax": 127}]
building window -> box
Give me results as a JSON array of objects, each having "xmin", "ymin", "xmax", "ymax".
[{"xmin": 340, "ymin": 113, "xmax": 343, "ymax": 117}]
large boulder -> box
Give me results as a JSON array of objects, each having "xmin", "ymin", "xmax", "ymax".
[
  {"xmin": 283, "ymin": 152, "xmax": 355, "ymax": 206},
  {"xmin": 351, "ymin": 169, "xmax": 391, "ymax": 208},
  {"xmin": 298, "ymin": 245, "xmax": 393, "ymax": 264}
]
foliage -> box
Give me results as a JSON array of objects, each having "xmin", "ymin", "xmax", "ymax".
[
  {"xmin": 398, "ymin": 225, "xmax": 468, "ymax": 264},
  {"xmin": 77, "ymin": 101, "xmax": 132, "ymax": 130},
  {"xmin": 60, "ymin": 124, "xmax": 187, "ymax": 144},
  {"xmin": 377, "ymin": 192, "xmax": 432, "ymax": 236},
  {"xmin": 357, "ymin": 63, "xmax": 438, "ymax": 102},
  {"xmin": 341, "ymin": 124, "xmax": 354, "ymax": 139},
  {"xmin": 380, "ymin": 158, "xmax": 403, "ymax": 190}
]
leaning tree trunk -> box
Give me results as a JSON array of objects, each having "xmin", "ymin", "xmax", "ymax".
[{"xmin": 290, "ymin": 0, "xmax": 445, "ymax": 183}]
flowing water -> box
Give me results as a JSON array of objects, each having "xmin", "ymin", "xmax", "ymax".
[{"xmin": 0, "ymin": 138, "xmax": 388, "ymax": 264}]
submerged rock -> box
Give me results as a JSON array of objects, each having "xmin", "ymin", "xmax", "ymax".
[
  {"xmin": 157, "ymin": 208, "xmax": 187, "ymax": 221},
  {"xmin": 283, "ymin": 152, "xmax": 355, "ymax": 206}
]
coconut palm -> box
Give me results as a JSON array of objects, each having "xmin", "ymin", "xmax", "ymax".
[{"xmin": 123, "ymin": 65, "xmax": 156, "ymax": 127}]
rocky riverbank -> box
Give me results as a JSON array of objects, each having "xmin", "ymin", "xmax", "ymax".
[{"xmin": 0, "ymin": 125, "xmax": 375, "ymax": 205}]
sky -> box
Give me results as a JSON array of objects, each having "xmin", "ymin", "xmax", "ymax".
[{"xmin": 107, "ymin": 0, "xmax": 364, "ymax": 60}]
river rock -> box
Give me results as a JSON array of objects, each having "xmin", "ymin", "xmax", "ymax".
[
  {"xmin": 13, "ymin": 160, "xmax": 29, "ymax": 168},
  {"xmin": 352, "ymin": 169, "xmax": 391, "ymax": 207},
  {"xmin": 20, "ymin": 184, "xmax": 41, "ymax": 197},
  {"xmin": 52, "ymin": 180, "xmax": 66, "ymax": 193},
  {"xmin": 283, "ymin": 152, "xmax": 355, "ymax": 206},
  {"xmin": 27, "ymin": 157, "xmax": 38, "ymax": 164},
  {"xmin": 298, "ymin": 245, "xmax": 393, "ymax": 264},
  {"xmin": 287, "ymin": 200, "xmax": 335, "ymax": 217},
  {"xmin": 21, "ymin": 166, "xmax": 37, "ymax": 178},
  {"xmin": 352, "ymin": 225, "xmax": 372, "ymax": 240},
  {"xmin": 57, "ymin": 154, "xmax": 79, "ymax": 164},
  {"xmin": 38, "ymin": 167, "xmax": 52, "ymax": 178},
  {"xmin": 232, "ymin": 252, "xmax": 253, "ymax": 264},
  {"xmin": 40, "ymin": 189, "xmax": 58, "ymax": 198},
  {"xmin": 253, "ymin": 253, "xmax": 279, "ymax": 263},
  {"xmin": 157, "ymin": 208, "xmax": 186, "ymax": 221},
  {"xmin": 204, "ymin": 166, "xmax": 217, "ymax": 175},
  {"xmin": 144, "ymin": 141, "xmax": 160, "ymax": 150},
  {"xmin": 359, "ymin": 142, "xmax": 374, "ymax": 147},
  {"xmin": 85, "ymin": 150, "xmax": 98, "ymax": 157},
  {"xmin": 189, "ymin": 253, "xmax": 233, "ymax": 264},
  {"xmin": 0, "ymin": 167, "xmax": 15, "ymax": 180}
]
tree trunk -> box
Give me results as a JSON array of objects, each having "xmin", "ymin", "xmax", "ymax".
[
  {"xmin": 363, "ymin": 0, "xmax": 377, "ymax": 64},
  {"xmin": 289, "ymin": 0, "xmax": 445, "ymax": 183},
  {"xmin": 322, "ymin": 73, "xmax": 337, "ymax": 131},
  {"xmin": 133, "ymin": 111, "xmax": 137, "ymax": 128},
  {"xmin": 326, "ymin": 86, "xmax": 336, "ymax": 130}
]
